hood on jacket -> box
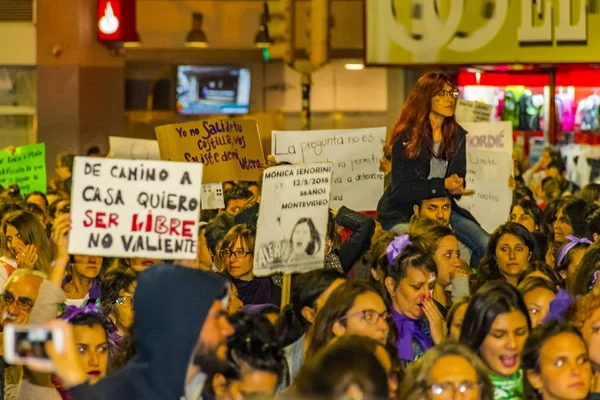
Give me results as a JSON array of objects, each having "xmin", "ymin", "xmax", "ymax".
[{"xmin": 92, "ymin": 263, "xmax": 228, "ymax": 400}]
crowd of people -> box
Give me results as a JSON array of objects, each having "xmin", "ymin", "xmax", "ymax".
[{"xmin": 1, "ymin": 71, "xmax": 600, "ymax": 399}]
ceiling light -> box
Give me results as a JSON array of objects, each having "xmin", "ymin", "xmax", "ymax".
[{"xmin": 185, "ymin": 13, "xmax": 208, "ymax": 48}]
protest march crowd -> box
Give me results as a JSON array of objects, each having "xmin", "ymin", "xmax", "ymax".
[{"xmin": 2, "ymin": 71, "xmax": 600, "ymax": 400}]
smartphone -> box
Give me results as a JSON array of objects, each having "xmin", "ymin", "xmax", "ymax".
[{"xmin": 3, "ymin": 325, "xmax": 64, "ymax": 368}]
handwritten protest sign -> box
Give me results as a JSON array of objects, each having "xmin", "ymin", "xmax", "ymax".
[
  {"xmin": 272, "ymin": 127, "xmax": 386, "ymax": 210},
  {"xmin": 457, "ymin": 122, "xmax": 513, "ymax": 233},
  {"xmin": 109, "ymin": 137, "xmax": 161, "ymax": 160},
  {"xmin": 69, "ymin": 157, "xmax": 202, "ymax": 259},
  {"xmin": 455, "ymin": 100, "xmax": 493, "ymax": 123},
  {"xmin": 155, "ymin": 119, "xmax": 265, "ymax": 183},
  {"xmin": 0, "ymin": 144, "xmax": 46, "ymax": 195},
  {"xmin": 254, "ymin": 163, "xmax": 333, "ymax": 276},
  {"xmin": 202, "ymin": 182, "xmax": 225, "ymax": 210}
]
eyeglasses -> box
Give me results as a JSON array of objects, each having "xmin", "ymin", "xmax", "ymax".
[
  {"xmin": 436, "ymin": 89, "xmax": 460, "ymax": 99},
  {"xmin": 115, "ymin": 295, "xmax": 134, "ymax": 307},
  {"xmin": 339, "ymin": 309, "xmax": 389, "ymax": 326},
  {"xmin": 426, "ymin": 381, "xmax": 482, "ymax": 399},
  {"xmin": 220, "ymin": 249, "xmax": 252, "ymax": 259},
  {"xmin": 1, "ymin": 292, "xmax": 34, "ymax": 311}
]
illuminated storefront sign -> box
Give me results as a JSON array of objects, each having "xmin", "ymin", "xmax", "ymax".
[{"xmin": 366, "ymin": 0, "xmax": 599, "ymax": 65}]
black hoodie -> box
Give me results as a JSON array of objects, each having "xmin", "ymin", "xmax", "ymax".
[{"xmin": 70, "ymin": 263, "xmax": 227, "ymax": 400}]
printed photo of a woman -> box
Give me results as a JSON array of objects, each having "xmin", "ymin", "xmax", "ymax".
[{"xmin": 288, "ymin": 217, "xmax": 322, "ymax": 263}]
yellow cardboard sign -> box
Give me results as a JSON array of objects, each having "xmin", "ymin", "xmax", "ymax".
[
  {"xmin": 366, "ymin": 0, "xmax": 600, "ymax": 65},
  {"xmin": 155, "ymin": 119, "xmax": 266, "ymax": 183}
]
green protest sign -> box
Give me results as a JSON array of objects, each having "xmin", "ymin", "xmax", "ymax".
[{"xmin": 0, "ymin": 143, "xmax": 46, "ymax": 195}]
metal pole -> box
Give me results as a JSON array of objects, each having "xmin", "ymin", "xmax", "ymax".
[
  {"xmin": 548, "ymin": 68, "xmax": 557, "ymax": 145},
  {"xmin": 301, "ymin": 72, "xmax": 311, "ymax": 130}
]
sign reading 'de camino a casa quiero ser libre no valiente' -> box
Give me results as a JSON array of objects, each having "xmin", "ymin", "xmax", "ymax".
[
  {"xmin": 366, "ymin": 1, "xmax": 600, "ymax": 65},
  {"xmin": 68, "ymin": 157, "xmax": 203, "ymax": 260}
]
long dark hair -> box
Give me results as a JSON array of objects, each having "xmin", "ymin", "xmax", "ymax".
[
  {"xmin": 460, "ymin": 281, "xmax": 531, "ymax": 354},
  {"xmin": 510, "ymin": 198, "xmax": 549, "ymax": 235},
  {"xmin": 472, "ymin": 222, "xmax": 536, "ymax": 292},
  {"xmin": 296, "ymin": 335, "xmax": 389, "ymax": 400},
  {"xmin": 572, "ymin": 242, "xmax": 600, "ymax": 297},
  {"xmin": 290, "ymin": 217, "xmax": 321, "ymax": 256},
  {"xmin": 559, "ymin": 198, "xmax": 594, "ymax": 240},
  {"xmin": 522, "ymin": 321, "xmax": 589, "ymax": 400},
  {"xmin": 275, "ymin": 269, "xmax": 344, "ymax": 348},
  {"xmin": 2, "ymin": 210, "xmax": 52, "ymax": 275},
  {"xmin": 386, "ymin": 71, "xmax": 459, "ymax": 160}
]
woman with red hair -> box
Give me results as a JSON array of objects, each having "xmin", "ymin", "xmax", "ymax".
[{"xmin": 376, "ymin": 71, "xmax": 489, "ymax": 268}]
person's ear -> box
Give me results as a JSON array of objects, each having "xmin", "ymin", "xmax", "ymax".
[
  {"xmin": 301, "ymin": 306, "xmax": 316, "ymax": 324},
  {"xmin": 332, "ymin": 320, "xmax": 346, "ymax": 338},
  {"xmin": 413, "ymin": 204, "xmax": 420, "ymax": 216},
  {"xmin": 371, "ymin": 268, "xmax": 379, "ymax": 282},
  {"xmin": 526, "ymin": 369, "xmax": 543, "ymax": 393},
  {"xmin": 385, "ymin": 276, "xmax": 397, "ymax": 297},
  {"xmin": 594, "ymin": 232, "xmax": 599, "ymax": 243}
]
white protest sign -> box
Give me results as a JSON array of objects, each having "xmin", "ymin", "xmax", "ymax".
[
  {"xmin": 202, "ymin": 182, "xmax": 225, "ymax": 210},
  {"xmin": 254, "ymin": 163, "xmax": 333, "ymax": 276},
  {"xmin": 272, "ymin": 127, "xmax": 385, "ymax": 211},
  {"xmin": 455, "ymin": 100, "xmax": 493, "ymax": 123},
  {"xmin": 69, "ymin": 157, "xmax": 203, "ymax": 259},
  {"xmin": 109, "ymin": 137, "xmax": 161, "ymax": 160},
  {"xmin": 457, "ymin": 122, "xmax": 513, "ymax": 233}
]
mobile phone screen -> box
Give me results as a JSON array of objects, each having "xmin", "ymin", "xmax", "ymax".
[{"xmin": 14, "ymin": 328, "xmax": 52, "ymax": 360}]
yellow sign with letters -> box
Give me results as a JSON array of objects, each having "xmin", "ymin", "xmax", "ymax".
[{"xmin": 366, "ymin": 0, "xmax": 600, "ymax": 65}]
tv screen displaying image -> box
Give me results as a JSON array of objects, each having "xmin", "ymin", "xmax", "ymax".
[{"xmin": 176, "ymin": 66, "xmax": 251, "ymax": 115}]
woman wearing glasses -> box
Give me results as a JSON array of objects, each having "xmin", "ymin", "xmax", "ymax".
[
  {"xmin": 221, "ymin": 224, "xmax": 281, "ymax": 306},
  {"xmin": 377, "ymin": 71, "xmax": 489, "ymax": 269},
  {"xmin": 399, "ymin": 341, "xmax": 494, "ymax": 400},
  {"xmin": 306, "ymin": 280, "xmax": 390, "ymax": 360}
]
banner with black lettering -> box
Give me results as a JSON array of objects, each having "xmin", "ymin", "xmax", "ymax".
[
  {"xmin": 272, "ymin": 127, "xmax": 386, "ymax": 211},
  {"xmin": 253, "ymin": 163, "xmax": 333, "ymax": 276},
  {"xmin": 69, "ymin": 157, "xmax": 203, "ymax": 259},
  {"xmin": 457, "ymin": 122, "xmax": 513, "ymax": 233}
]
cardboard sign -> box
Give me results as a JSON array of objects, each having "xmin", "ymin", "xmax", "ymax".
[
  {"xmin": 254, "ymin": 163, "xmax": 333, "ymax": 276},
  {"xmin": 0, "ymin": 144, "xmax": 46, "ymax": 195},
  {"xmin": 457, "ymin": 122, "xmax": 513, "ymax": 233},
  {"xmin": 69, "ymin": 157, "xmax": 203, "ymax": 259},
  {"xmin": 109, "ymin": 137, "xmax": 161, "ymax": 160},
  {"xmin": 272, "ymin": 127, "xmax": 386, "ymax": 210},
  {"xmin": 455, "ymin": 100, "xmax": 493, "ymax": 123},
  {"xmin": 155, "ymin": 119, "xmax": 265, "ymax": 183},
  {"xmin": 202, "ymin": 182, "xmax": 225, "ymax": 210}
]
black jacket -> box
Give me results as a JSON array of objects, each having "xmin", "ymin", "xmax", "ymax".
[
  {"xmin": 376, "ymin": 126, "xmax": 477, "ymax": 226},
  {"xmin": 70, "ymin": 264, "xmax": 227, "ymax": 400},
  {"xmin": 335, "ymin": 206, "xmax": 375, "ymax": 274}
]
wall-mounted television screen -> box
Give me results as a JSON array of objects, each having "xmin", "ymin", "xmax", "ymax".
[{"xmin": 176, "ymin": 65, "xmax": 251, "ymax": 115}]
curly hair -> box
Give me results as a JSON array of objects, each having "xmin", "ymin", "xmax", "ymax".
[{"xmin": 565, "ymin": 292, "xmax": 600, "ymax": 330}]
